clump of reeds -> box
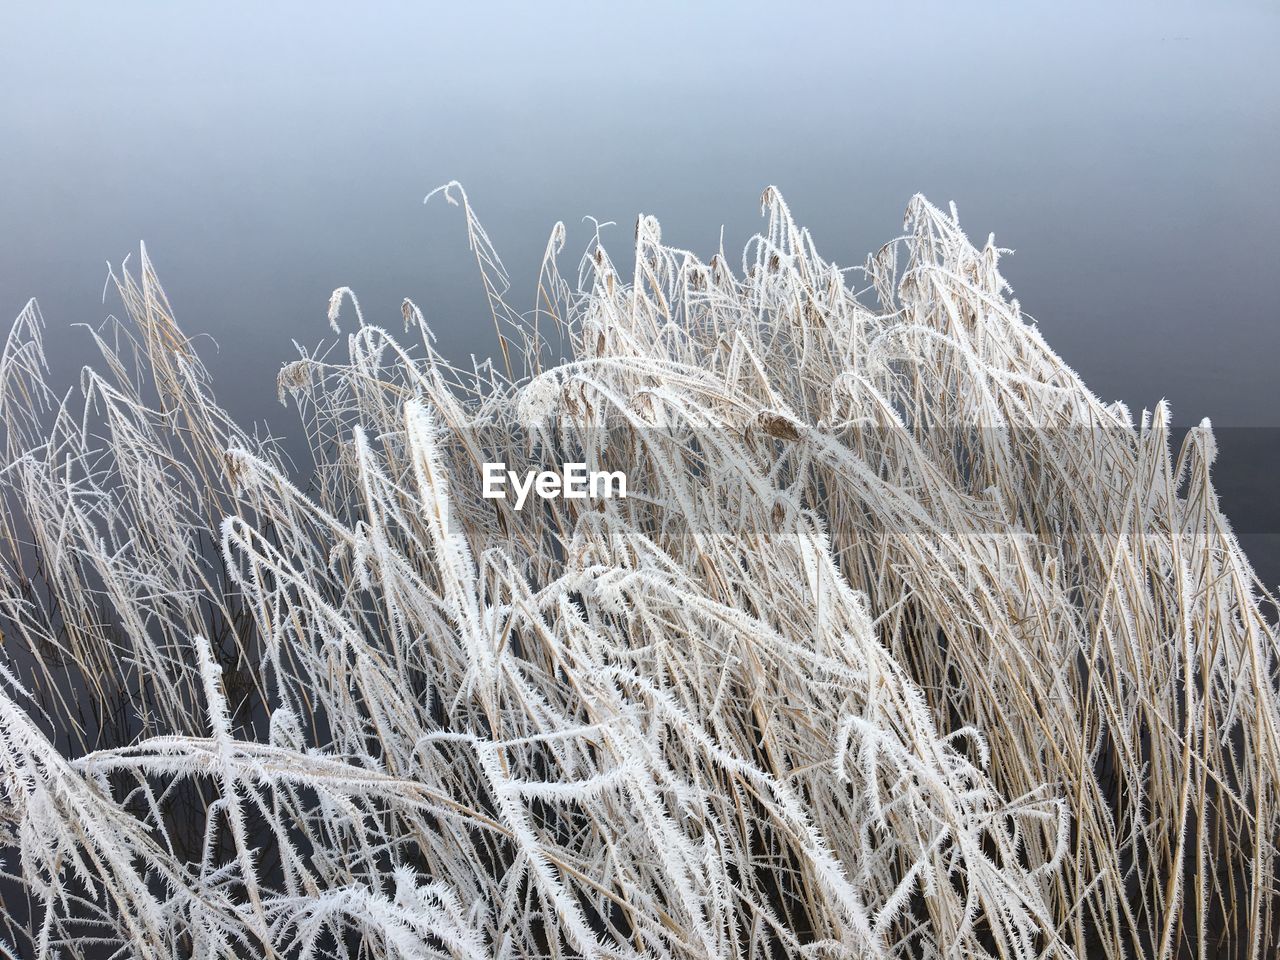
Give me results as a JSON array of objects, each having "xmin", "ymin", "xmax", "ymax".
[{"xmin": 0, "ymin": 185, "xmax": 1276, "ymax": 959}]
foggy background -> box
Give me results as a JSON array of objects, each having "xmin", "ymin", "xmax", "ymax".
[{"xmin": 2, "ymin": 1, "xmax": 1278, "ymax": 579}]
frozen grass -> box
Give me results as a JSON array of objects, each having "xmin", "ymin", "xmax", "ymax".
[{"xmin": 0, "ymin": 187, "xmax": 1277, "ymax": 959}]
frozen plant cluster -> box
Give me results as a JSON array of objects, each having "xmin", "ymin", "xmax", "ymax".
[{"xmin": 0, "ymin": 186, "xmax": 1276, "ymax": 959}]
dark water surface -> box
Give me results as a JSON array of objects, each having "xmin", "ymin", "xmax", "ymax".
[{"xmin": 2, "ymin": 1, "xmax": 1278, "ymax": 580}]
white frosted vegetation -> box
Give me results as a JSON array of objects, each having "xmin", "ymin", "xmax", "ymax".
[{"xmin": 0, "ymin": 187, "xmax": 1276, "ymax": 959}]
